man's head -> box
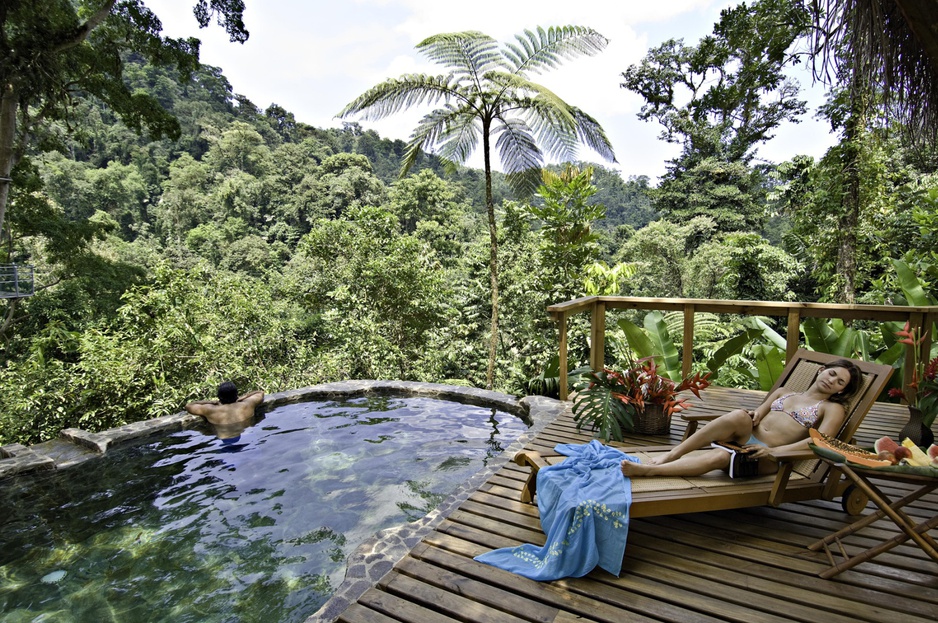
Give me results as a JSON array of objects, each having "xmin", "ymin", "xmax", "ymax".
[{"xmin": 217, "ymin": 381, "xmax": 238, "ymax": 404}]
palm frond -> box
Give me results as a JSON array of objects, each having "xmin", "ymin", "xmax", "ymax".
[
  {"xmin": 493, "ymin": 74, "xmax": 616, "ymax": 164},
  {"xmin": 492, "ymin": 117, "xmax": 543, "ymax": 196},
  {"xmin": 434, "ymin": 112, "xmax": 482, "ymax": 164},
  {"xmin": 571, "ymin": 107, "xmax": 617, "ymax": 163},
  {"xmin": 525, "ymin": 110, "xmax": 578, "ymax": 161},
  {"xmin": 400, "ymin": 104, "xmax": 480, "ymax": 176},
  {"xmin": 514, "ymin": 95, "xmax": 579, "ymax": 161},
  {"xmin": 417, "ymin": 31, "xmax": 508, "ymax": 77},
  {"xmin": 400, "ymin": 106, "xmax": 462, "ymax": 176},
  {"xmin": 338, "ymin": 74, "xmax": 464, "ymax": 121},
  {"xmin": 493, "ymin": 118, "xmax": 542, "ymax": 173},
  {"xmin": 503, "ymin": 26, "xmax": 608, "ymax": 76}
]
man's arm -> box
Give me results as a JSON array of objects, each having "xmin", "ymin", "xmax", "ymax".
[
  {"xmin": 185, "ymin": 400, "xmax": 218, "ymax": 416},
  {"xmin": 238, "ymin": 390, "xmax": 265, "ymax": 407}
]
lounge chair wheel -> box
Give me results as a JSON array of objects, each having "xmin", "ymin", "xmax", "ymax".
[{"xmin": 841, "ymin": 484, "xmax": 869, "ymax": 515}]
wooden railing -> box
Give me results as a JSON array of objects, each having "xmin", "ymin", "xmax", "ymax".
[{"xmin": 549, "ymin": 296, "xmax": 938, "ymax": 400}]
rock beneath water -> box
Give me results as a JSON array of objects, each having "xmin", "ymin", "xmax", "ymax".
[{"xmin": 40, "ymin": 570, "xmax": 66, "ymax": 584}]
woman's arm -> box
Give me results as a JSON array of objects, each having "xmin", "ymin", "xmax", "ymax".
[{"xmin": 750, "ymin": 388, "xmax": 785, "ymax": 426}]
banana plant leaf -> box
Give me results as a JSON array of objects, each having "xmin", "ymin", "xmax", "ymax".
[
  {"xmin": 802, "ymin": 317, "xmax": 857, "ymax": 356},
  {"xmin": 894, "ymin": 259, "xmax": 935, "ymax": 305},
  {"xmin": 616, "ymin": 313, "xmax": 683, "ymax": 380},
  {"xmin": 643, "ymin": 311, "xmax": 682, "ymax": 380},
  {"xmin": 707, "ymin": 328, "xmax": 764, "ymax": 373},
  {"xmin": 617, "ymin": 317, "xmax": 655, "ymax": 360},
  {"xmin": 707, "ymin": 317, "xmax": 783, "ymax": 376},
  {"xmin": 751, "ymin": 344, "xmax": 786, "ymax": 392}
]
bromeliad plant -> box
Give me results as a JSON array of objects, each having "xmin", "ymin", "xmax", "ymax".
[
  {"xmin": 889, "ymin": 322, "xmax": 938, "ymax": 428},
  {"xmin": 572, "ymin": 356, "xmax": 711, "ymax": 442}
]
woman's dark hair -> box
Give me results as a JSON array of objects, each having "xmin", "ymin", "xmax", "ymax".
[
  {"xmin": 217, "ymin": 381, "xmax": 238, "ymax": 404},
  {"xmin": 817, "ymin": 359, "xmax": 862, "ymax": 405}
]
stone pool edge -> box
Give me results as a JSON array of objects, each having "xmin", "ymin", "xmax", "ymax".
[
  {"xmin": 304, "ymin": 392, "xmax": 564, "ymax": 623},
  {"xmin": 0, "ymin": 380, "xmax": 547, "ymax": 481}
]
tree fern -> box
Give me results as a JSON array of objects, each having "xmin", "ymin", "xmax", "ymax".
[{"xmin": 339, "ymin": 26, "xmax": 615, "ymax": 389}]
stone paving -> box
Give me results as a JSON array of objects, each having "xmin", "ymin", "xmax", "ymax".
[{"xmin": 0, "ymin": 381, "xmax": 563, "ymax": 622}]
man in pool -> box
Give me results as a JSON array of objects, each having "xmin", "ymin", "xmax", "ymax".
[{"xmin": 185, "ymin": 381, "xmax": 265, "ymax": 441}]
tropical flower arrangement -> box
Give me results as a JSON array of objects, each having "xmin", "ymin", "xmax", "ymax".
[
  {"xmin": 572, "ymin": 356, "xmax": 711, "ymax": 442},
  {"xmin": 888, "ymin": 322, "xmax": 938, "ymax": 428}
]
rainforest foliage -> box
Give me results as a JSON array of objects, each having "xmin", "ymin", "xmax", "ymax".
[{"xmin": 2, "ymin": 1, "xmax": 938, "ymax": 445}]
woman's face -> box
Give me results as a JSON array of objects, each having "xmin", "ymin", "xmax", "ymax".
[{"xmin": 817, "ymin": 366, "xmax": 852, "ymax": 395}]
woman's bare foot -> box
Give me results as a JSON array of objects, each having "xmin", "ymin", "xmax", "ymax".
[
  {"xmin": 649, "ymin": 451, "xmax": 677, "ymax": 465},
  {"xmin": 621, "ymin": 459, "xmax": 654, "ymax": 477}
]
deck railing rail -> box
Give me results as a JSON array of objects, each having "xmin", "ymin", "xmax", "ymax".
[{"xmin": 549, "ymin": 296, "xmax": 938, "ymax": 400}]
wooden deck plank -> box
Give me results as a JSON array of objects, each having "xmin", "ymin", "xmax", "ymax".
[
  {"xmin": 379, "ymin": 572, "xmax": 533, "ymax": 623},
  {"xmin": 408, "ymin": 541, "xmax": 666, "ymax": 623},
  {"xmin": 392, "ymin": 556, "xmax": 570, "ymax": 623},
  {"xmin": 327, "ymin": 387, "xmax": 938, "ymax": 623},
  {"xmin": 335, "ymin": 602, "xmax": 403, "ymax": 623}
]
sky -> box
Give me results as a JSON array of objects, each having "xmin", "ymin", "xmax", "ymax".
[{"xmin": 148, "ymin": 0, "xmax": 838, "ymax": 182}]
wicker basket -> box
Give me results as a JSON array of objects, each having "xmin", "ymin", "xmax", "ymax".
[{"xmin": 633, "ymin": 403, "xmax": 669, "ymax": 435}]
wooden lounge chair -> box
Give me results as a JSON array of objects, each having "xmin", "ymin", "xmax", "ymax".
[{"xmin": 514, "ymin": 349, "xmax": 894, "ymax": 518}]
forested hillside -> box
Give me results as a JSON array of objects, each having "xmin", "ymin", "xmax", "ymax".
[
  {"xmin": 3, "ymin": 0, "xmax": 938, "ymax": 447},
  {"xmin": 0, "ymin": 54, "xmax": 650, "ymax": 444}
]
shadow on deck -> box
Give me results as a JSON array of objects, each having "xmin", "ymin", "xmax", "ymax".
[{"xmin": 326, "ymin": 387, "xmax": 938, "ymax": 623}]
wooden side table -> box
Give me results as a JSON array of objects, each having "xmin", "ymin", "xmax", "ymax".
[{"xmin": 807, "ymin": 458, "xmax": 938, "ymax": 578}]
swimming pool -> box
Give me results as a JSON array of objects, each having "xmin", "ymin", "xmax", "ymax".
[{"xmin": 0, "ymin": 393, "xmax": 530, "ymax": 623}]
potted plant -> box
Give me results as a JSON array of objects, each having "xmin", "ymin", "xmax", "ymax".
[
  {"xmin": 572, "ymin": 356, "xmax": 711, "ymax": 441},
  {"xmin": 889, "ymin": 322, "xmax": 937, "ymax": 446}
]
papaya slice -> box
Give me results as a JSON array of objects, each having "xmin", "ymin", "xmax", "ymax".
[{"xmin": 809, "ymin": 428, "xmax": 893, "ymax": 468}]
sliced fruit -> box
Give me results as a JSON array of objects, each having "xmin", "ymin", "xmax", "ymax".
[
  {"xmin": 874, "ymin": 436, "xmax": 900, "ymax": 454},
  {"xmin": 877, "ymin": 450, "xmax": 898, "ymax": 465},
  {"xmin": 809, "ymin": 428, "xmax": 893, "ymax": 467},
  {"xmin": 901, "ymin": 438, "xmax": 932, "ymax": 467},
  {"xmin": 928, "ymin": 444, "xmax": 938, "ymax": 460}
]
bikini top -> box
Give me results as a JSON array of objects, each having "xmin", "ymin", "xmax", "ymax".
[{"xmin": 770, "ymin": 392, "xmax": 823, "ymax": 428}]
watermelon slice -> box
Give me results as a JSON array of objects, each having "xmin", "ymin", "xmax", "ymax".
[{"xmin": 874, "ymin": 436, "xmax": 900, "ymax": 454}]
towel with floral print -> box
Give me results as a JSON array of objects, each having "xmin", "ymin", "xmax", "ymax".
[{"xmin": 474, "ymin": 439, "xmax": 636, "ymax": 580}]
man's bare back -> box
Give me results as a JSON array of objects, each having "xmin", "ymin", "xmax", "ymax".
[{"xmin": 186, "ymin": 385, "xmax": 265, "ymax": 439}]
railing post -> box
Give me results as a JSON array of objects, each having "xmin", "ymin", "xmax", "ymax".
[
  {"xmin": 590, "ymin": 299, "xmax": 606, "ymax": 373},
  {"xmin": 557, "ymin": 311, "xmax": 569, "ymax": 401},
  {"xmin": 786, "ymin": 308, "xmax": 801, "ymax": 361},
  {"xmin": 682, "ymin": 304, "xmax": 695, "ymax": 378}
]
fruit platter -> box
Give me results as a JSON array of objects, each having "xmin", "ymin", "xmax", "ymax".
[{"xmin": 808, "ymin": 428, "xmax": 938, "ymax": 476}]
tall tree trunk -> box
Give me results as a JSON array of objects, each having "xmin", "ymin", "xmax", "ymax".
[
  {"xmin": 0, "ymin": 81, "xmax": 18, "ymax": 244},
  {"xmin": 837, "ymin": 69, "xmax": 867, "ymax": 304},
  {"xmin": 482, "ymin": 120, "xmax": 498, "ymax": 390}
]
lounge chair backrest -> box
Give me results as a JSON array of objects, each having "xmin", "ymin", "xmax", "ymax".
[{"xmin": 771, "ymin": 349, "xmax": 893, "ymax": 442}]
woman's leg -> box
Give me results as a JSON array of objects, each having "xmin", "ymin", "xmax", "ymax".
[
  {"xmin": 621, "ymin": 448, "xmax": 730, "ymax": 477},
  {"xmin": 649, "ymin": 408, "xmax": 753, "ymax": 465}
]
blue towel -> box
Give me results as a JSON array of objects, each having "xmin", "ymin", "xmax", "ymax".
[{"xmin": 474, "ymin": 440, "xmax": 637, "ymax": 580}]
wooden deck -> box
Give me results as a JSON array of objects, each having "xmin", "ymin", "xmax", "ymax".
[{"xmin": 334, "ymin": 387, "xmax": 938, "ymax": 623}]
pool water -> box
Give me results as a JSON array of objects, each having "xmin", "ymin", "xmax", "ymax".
[{"xmin": 0, "ymin": 395, "xmax": 528, "ymax": 623}]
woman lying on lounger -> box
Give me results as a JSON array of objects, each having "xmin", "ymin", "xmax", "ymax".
[{"xmin": 620, "ymin": 359, "xmax": 862, "ymax": 478}]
